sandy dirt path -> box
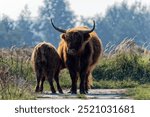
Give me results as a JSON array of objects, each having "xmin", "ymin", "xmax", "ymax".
[{"xmin": 37, "ymin": 89, "xmax": 131, "ymax": 100}]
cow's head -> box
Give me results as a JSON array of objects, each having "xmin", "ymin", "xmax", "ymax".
[{"xmin": 51, "ymin": 19, "xmax": 95, "ymax": 55}]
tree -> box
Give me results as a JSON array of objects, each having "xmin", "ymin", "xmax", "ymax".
[
  {"xmin": 0, "ymin": 15, "xmax": 15, "ymax": 47},
  {"xmin": 33, "ymin": 0, "xmax": 75, "ymax": 47},
  {"xmin": 15, "ymin": 5, "xmax": 34, "ymax": 46},
  {"xmin": 83, "ymin": 1, "xmax": 150, "ymax": 48}
]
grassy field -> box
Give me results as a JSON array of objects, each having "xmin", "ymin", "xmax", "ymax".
[
  {"xmin": 127, "ymin": 84, "xmax": 150, "ymax": 100},
  {"xmin": 0, "ymin": 40, "xmax": 150, "ymax": 99}
]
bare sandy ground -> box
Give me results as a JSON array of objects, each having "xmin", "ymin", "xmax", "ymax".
[{"xmin": 37, "ymin": 89, "xmax": 131, "ymax": 100}]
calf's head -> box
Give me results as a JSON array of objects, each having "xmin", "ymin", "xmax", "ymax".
[{"xmin": 51, "ymin": 19, "xmax": 95, "ymax": 55}]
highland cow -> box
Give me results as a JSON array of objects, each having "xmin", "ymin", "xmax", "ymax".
[
  {"xmin": 31, "ymin": 42, "xmax": 63, "ymax": 94},
  {"xmin": 51, "ymin": 19, "xmax": 103, "ymax": 94}
]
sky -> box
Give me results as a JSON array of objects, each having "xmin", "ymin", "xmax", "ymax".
[{"xmin": 0, "ymin": 0, "xmax": 149, "ymax": 20}]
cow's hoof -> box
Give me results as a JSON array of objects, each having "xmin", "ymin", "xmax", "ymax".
[
  {"xmin": 80, "ymin": 90, "xmax": 86, "ymax": 94},
  {"xmin": 68, "ymin": 90, "xmax": 77, "ymax": 94},
  {"xmin": 59, "ymin": 90, "xmax": 64, "ymax": 94},
  {"xmin": 58, "ymin": 88, "xmax": 63, "ymax": 94},
  {"xmin": 35, "ymin": 87, "xmax": 40, "ymax": 92},
  {"xmin": 39, "ymin": 88, "xmax": 43, "ymax": 92},
  {"xmin": 51, "ymin": 90, "xmax": 56, "ymax": 94},
  {"xmin": 51, "ymin": 92, "xmax": 56, "ymax": 94},
  {"xmin": 71, "ymin": 91, "xmax": 77, "ymax": 94},
  {"xmin": 85, "ymin": 90, "xmax": 88, "ymax": 94}
]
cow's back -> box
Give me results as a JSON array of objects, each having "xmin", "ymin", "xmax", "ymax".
[
  {"xmin": 90, "ymin": 31, "xmax": 103, "ymax": 65},
  {"xmin": 31, "ymin": 42, "xmax": 61, "ymax": 74}
]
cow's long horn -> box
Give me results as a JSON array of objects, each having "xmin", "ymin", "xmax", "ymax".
[
  {"xmin": 83, "ymin": 20, "xmax": 95, "ymax": 34},
  {"xmin": 51, "ymin": 19, "xmax": 66, "ymax": 33}
]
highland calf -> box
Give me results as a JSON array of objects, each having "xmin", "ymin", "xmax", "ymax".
[
  {"xmin": 31, "ymin": 42, "xmax": 63, "ymax": 94},
  {"xmin": 51, "ymin": 19, "xmax": 103, "ymax": 94}
]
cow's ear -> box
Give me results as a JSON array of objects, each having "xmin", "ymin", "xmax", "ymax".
[
  {"xmin": 60, "ymin": 33, "xmax": 66, "ymax": 40},
  {"xmin": 84, "ymin": 33, "xmax": 90, "ymax": 41}
]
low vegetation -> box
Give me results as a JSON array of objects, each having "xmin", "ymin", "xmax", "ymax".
[
  {"xmin": 127, "ymin": 84, "xmax": 150, "ymax": 100},
  {"xmin": 0, "ymin": 60, "xmax": 35, "ymax": 99},
  {"xmin": 0, "ymin": 39, "xmax": 150, "ymax": 99},
  {"xmin": 93, "ymin": 53, "xmax": 150, "ymax": 84},
  {"xmin": 0, "ymin": 48, "xmax": 35, "ymax": 99}
]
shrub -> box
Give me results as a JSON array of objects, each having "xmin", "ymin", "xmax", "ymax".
[{"xmin": 93, "ymin": 52, "xmax": 150, "ymax": 83}]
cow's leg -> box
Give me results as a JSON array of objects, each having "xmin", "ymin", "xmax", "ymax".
[
  {"xmin": 39, "ymin": 76, "xmax": 45, "ymax": 92},
  {"xmin": 80, "ymin": 60, "xmax": 89, "ymax": 94},
  {"xmin": 79, "ymin": 42, "xmax": 92, "ymax": 94},
  {"xmin": 35, "ymin": 71, "xmax": 41, "ymax": 92},
  {"xmin": 80, "ymin": 72, "xmax": 86, "ymax": 94},
  {"xmin": 80, "ymin": 71, "xmax": 92, "ymax": 94},
  {"xmin": 69, "ymin": 69, "xmax": 78, "ymax": 94},
  {"xmin": 47, "ymin": 73, "xmax": 56, "ymax": 94},
  {"xmin": 67, "ymin": 57, "xmax": 78, "ymax": 94},
  {"xmin": 54, "ymin": 70, "xmax": 63, "ymax": 94},
  {"xmin": 85, "ymin": 72, "xmax": 90, "ymax": 94}
]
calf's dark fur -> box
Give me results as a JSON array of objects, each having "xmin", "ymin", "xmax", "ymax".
[{"xmin": 31, "ymin": 42, "xmax": 63, "ymax": 94}]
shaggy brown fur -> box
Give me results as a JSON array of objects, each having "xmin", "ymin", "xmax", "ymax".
[
  {"xmin": 31, "ymin": 42, "xmax": 63, "ymax": 94},
  {"xmin": 51, "ymin": 20, "xmax": 103, "ymax": 94}
]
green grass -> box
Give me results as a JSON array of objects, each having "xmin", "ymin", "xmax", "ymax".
[
  {"xmin": 0, "ymin": 86, "xmax": 36, "ymax": 100},
  {"xmin": 59, "ymin": 69, "xmax": 71, "ymax": 88},
  {"xmin": 77, "ymin": 94, "xmax": 87, "ymax": 99},
  {"xmin": 127, "ymin": 84, "xmax": 150, "ymax": 99}
]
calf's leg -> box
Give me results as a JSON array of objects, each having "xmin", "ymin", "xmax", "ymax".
[
  {"xmin": 35, "ymin": 71, "xmax": 42, "ymax": 92},
  {"xmin": 54, "ymin": 71, "xmax": 63, "ymax": 94},
  {"xmin": 40, "ymin": 76, "xmax": 45, "ymax": 92},
  {"xmin": 47, "ymin": 73, "xmax": 56, "ymax": 94}
]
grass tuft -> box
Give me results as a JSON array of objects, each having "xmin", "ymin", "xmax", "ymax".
[{"xmin": 127, "ymin": 85, "xmax": 150, "ymax": 100}]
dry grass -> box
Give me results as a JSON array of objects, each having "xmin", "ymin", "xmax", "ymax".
[
  {"xmin": 104, "ymin": 38, "xmax": 150, "ymax": 58},
  {"xmin": 0, "ymin": 47, "xmax": 35, "ymax": 99}
]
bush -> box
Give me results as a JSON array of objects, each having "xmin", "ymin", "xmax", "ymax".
[{"xmin": 93, "ymin": 52, "xmax": 150, "ymax": 83}]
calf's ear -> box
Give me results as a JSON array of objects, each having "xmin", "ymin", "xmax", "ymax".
[{"xmin": 60, "ymin": 33, "xmax": 66, "ymax": 40}]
